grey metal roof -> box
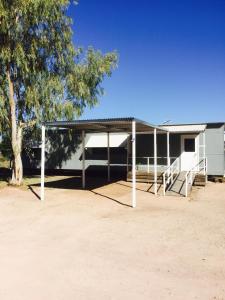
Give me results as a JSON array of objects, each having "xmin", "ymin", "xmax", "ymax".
[{"xmin": 44, "ymin": 117, "xmax": 168, "ymax": 133}]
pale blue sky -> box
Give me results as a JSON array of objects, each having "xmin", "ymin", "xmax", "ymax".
[{"xmin": 69, "ymin": 0, "xmax": 225, "ymax": 124}]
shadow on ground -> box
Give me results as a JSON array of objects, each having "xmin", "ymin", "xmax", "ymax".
[
  {"xmin": 1, "ymin": 167, "xmax": 155, "ymax": 208},
  {"xmin": 30, "ymin": 175, "xmax": 121, "ymax": 190}
]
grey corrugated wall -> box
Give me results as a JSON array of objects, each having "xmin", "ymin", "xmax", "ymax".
[
  {"xmin": 23, "ymin": 125, "xmax": 225, "ymax": 176},
  {"xmin": 205, "ymin": 123, "xmax": 225, "ymax": 176}
]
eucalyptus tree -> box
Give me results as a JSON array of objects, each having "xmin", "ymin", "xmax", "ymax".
[{"xmin": 0, "ymin": 0, "xmax": 117, "ymax": 185}]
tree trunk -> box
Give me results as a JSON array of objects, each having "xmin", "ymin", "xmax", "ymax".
[
  {"xmin": 7, "ymin": 69, "xmax": 23, "ymax": 185},
  {"xmin": 11, "ymin": 126, "xmax": 23, "ymax": 185}
]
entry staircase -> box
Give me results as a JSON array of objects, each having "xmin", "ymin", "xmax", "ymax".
[
  {"xmin": 126, "ymin": 156, "xmax": 207, "ymax": 197},
  {"xmin": 127, "ymin": 157, "xmax": 207, "ymax": 197},
  {"xmin": 162, "ymin": 157, "xmax": 207, "ymax": 197}
]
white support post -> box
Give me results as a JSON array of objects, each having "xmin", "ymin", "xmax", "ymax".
[
  {"xmin": 107, "ymin": 132, "xmax": 110, "ymax": 182},
  {"xmin": 132, "ymin": 121, "xmax": 136, "ymax": 208},
  {"xmin": 41, "ymin": 125, "xmax": 45, "ymax": 201},
  {"xmin": 167, "ymin": 131, "xmax": 170, "ymax": 168},
  {"xmin": 82, "ymin": 130, "xmax": 85, "ymax": 189},
  {"xmin": 154, "ymin": 128, "xmax": 157, "ymax": 195}
]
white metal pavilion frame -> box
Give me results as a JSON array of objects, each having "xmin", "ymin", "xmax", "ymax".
[{"xmin": 40, "ymin": 118, "xmax": 169, "ymax": 207}]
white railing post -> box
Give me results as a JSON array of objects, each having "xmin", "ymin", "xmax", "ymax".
[
  {"xmin": 147, "ymin": 157, "xmax": 150, "ymax": 173},
  {"xmin": 162, "ymin": 156, "xmax": 180, "ymax": 196}
]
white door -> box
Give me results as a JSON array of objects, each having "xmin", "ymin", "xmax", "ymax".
[{"xmin": 181, "ymin": 135, "xmax": 198, "ymax": 171}]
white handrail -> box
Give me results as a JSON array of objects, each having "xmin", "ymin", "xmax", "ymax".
[
  {"xmin": 185, "ymin": 158, "xmax": 207, "ymax": 197},
  {"xmin": 162, "ymin": 156, "xmax": 180, "ymax": 196}
]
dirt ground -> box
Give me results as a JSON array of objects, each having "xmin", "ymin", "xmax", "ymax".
[{"xmin": 0, "ymin": 178, "xmax": 225, "ymax": 300}]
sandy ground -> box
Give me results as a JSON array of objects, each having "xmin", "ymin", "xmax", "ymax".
[{"xmin": 0, "ymin": 178, "xmax": 225, "ymax": 300}]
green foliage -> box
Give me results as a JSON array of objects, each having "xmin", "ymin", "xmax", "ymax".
[{"xmin": 0, "ymin": 0, "xmax": 118, "ymax": 130}]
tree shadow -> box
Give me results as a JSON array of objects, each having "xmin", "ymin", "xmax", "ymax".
[
  {"xmin": 23, "ymin": 129, "xmax": 81, "ymax": 169},
  {"xmin": 0, "ymin": 168, "xmax": 11, "ymax": 186},
  {"xmin": 0, "ymin": 167, "xmax": 11, "ymax": 177}
]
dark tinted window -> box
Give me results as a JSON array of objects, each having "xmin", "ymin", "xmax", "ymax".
[
  {"xmin": 85, "ymin": 147, "xmax": 126, "ymax": 163},
  {"xmin": 184, "ymin": 139, "xmax": 195, "ymax": 152}
]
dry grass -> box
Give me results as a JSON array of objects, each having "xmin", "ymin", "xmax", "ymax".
[
  {"xmin": 0, "ymin": 180, "xmax": 8, "ymax": 189},
  {"xmin": 0, "ymin": 149, "xmax": 64, "ymax": 189}
]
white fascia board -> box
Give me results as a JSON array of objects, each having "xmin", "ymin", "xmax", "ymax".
[
  {"xmin": 85, "ymin": 133, "xmax": 129, "ymax": 148},
  {"xmin": 161, "ymin": 124, "xmax": 206, "ymax": 133}
]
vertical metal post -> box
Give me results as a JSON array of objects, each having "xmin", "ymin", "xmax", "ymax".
[
  {"xmin": 132, "ymin": 121, "xmax": 136, "ymax": 208},
  {"xmin": 154, "ymin": 128, "xmax": 157, "ymax": 195},
  {"xmin": 107, "ymin": 132, "xmax": 110, "ymax": 182},
  {"xmin": 167, "ymin": 131, "xmax": 170, "ymax": 168},
  {"xmin": 41, "ymin": 125, "xmax": 45, "ymax": 201},
  {"xmin": 82, "ymin": 130, "xmax": 85, "ymax": 189}
]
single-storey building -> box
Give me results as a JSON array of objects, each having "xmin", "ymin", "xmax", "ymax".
[
  {"xmin": 23, "ymin": 118, "xmax": 225, "ymax": 206},
  {"xmin": 161, "ymin": 122, "xmax": 225, "ymax": 177}
]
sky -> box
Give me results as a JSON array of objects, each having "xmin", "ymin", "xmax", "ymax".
[{"xmin": 68, "ymin": 0, "xmax": 225, "ymax": 125}]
